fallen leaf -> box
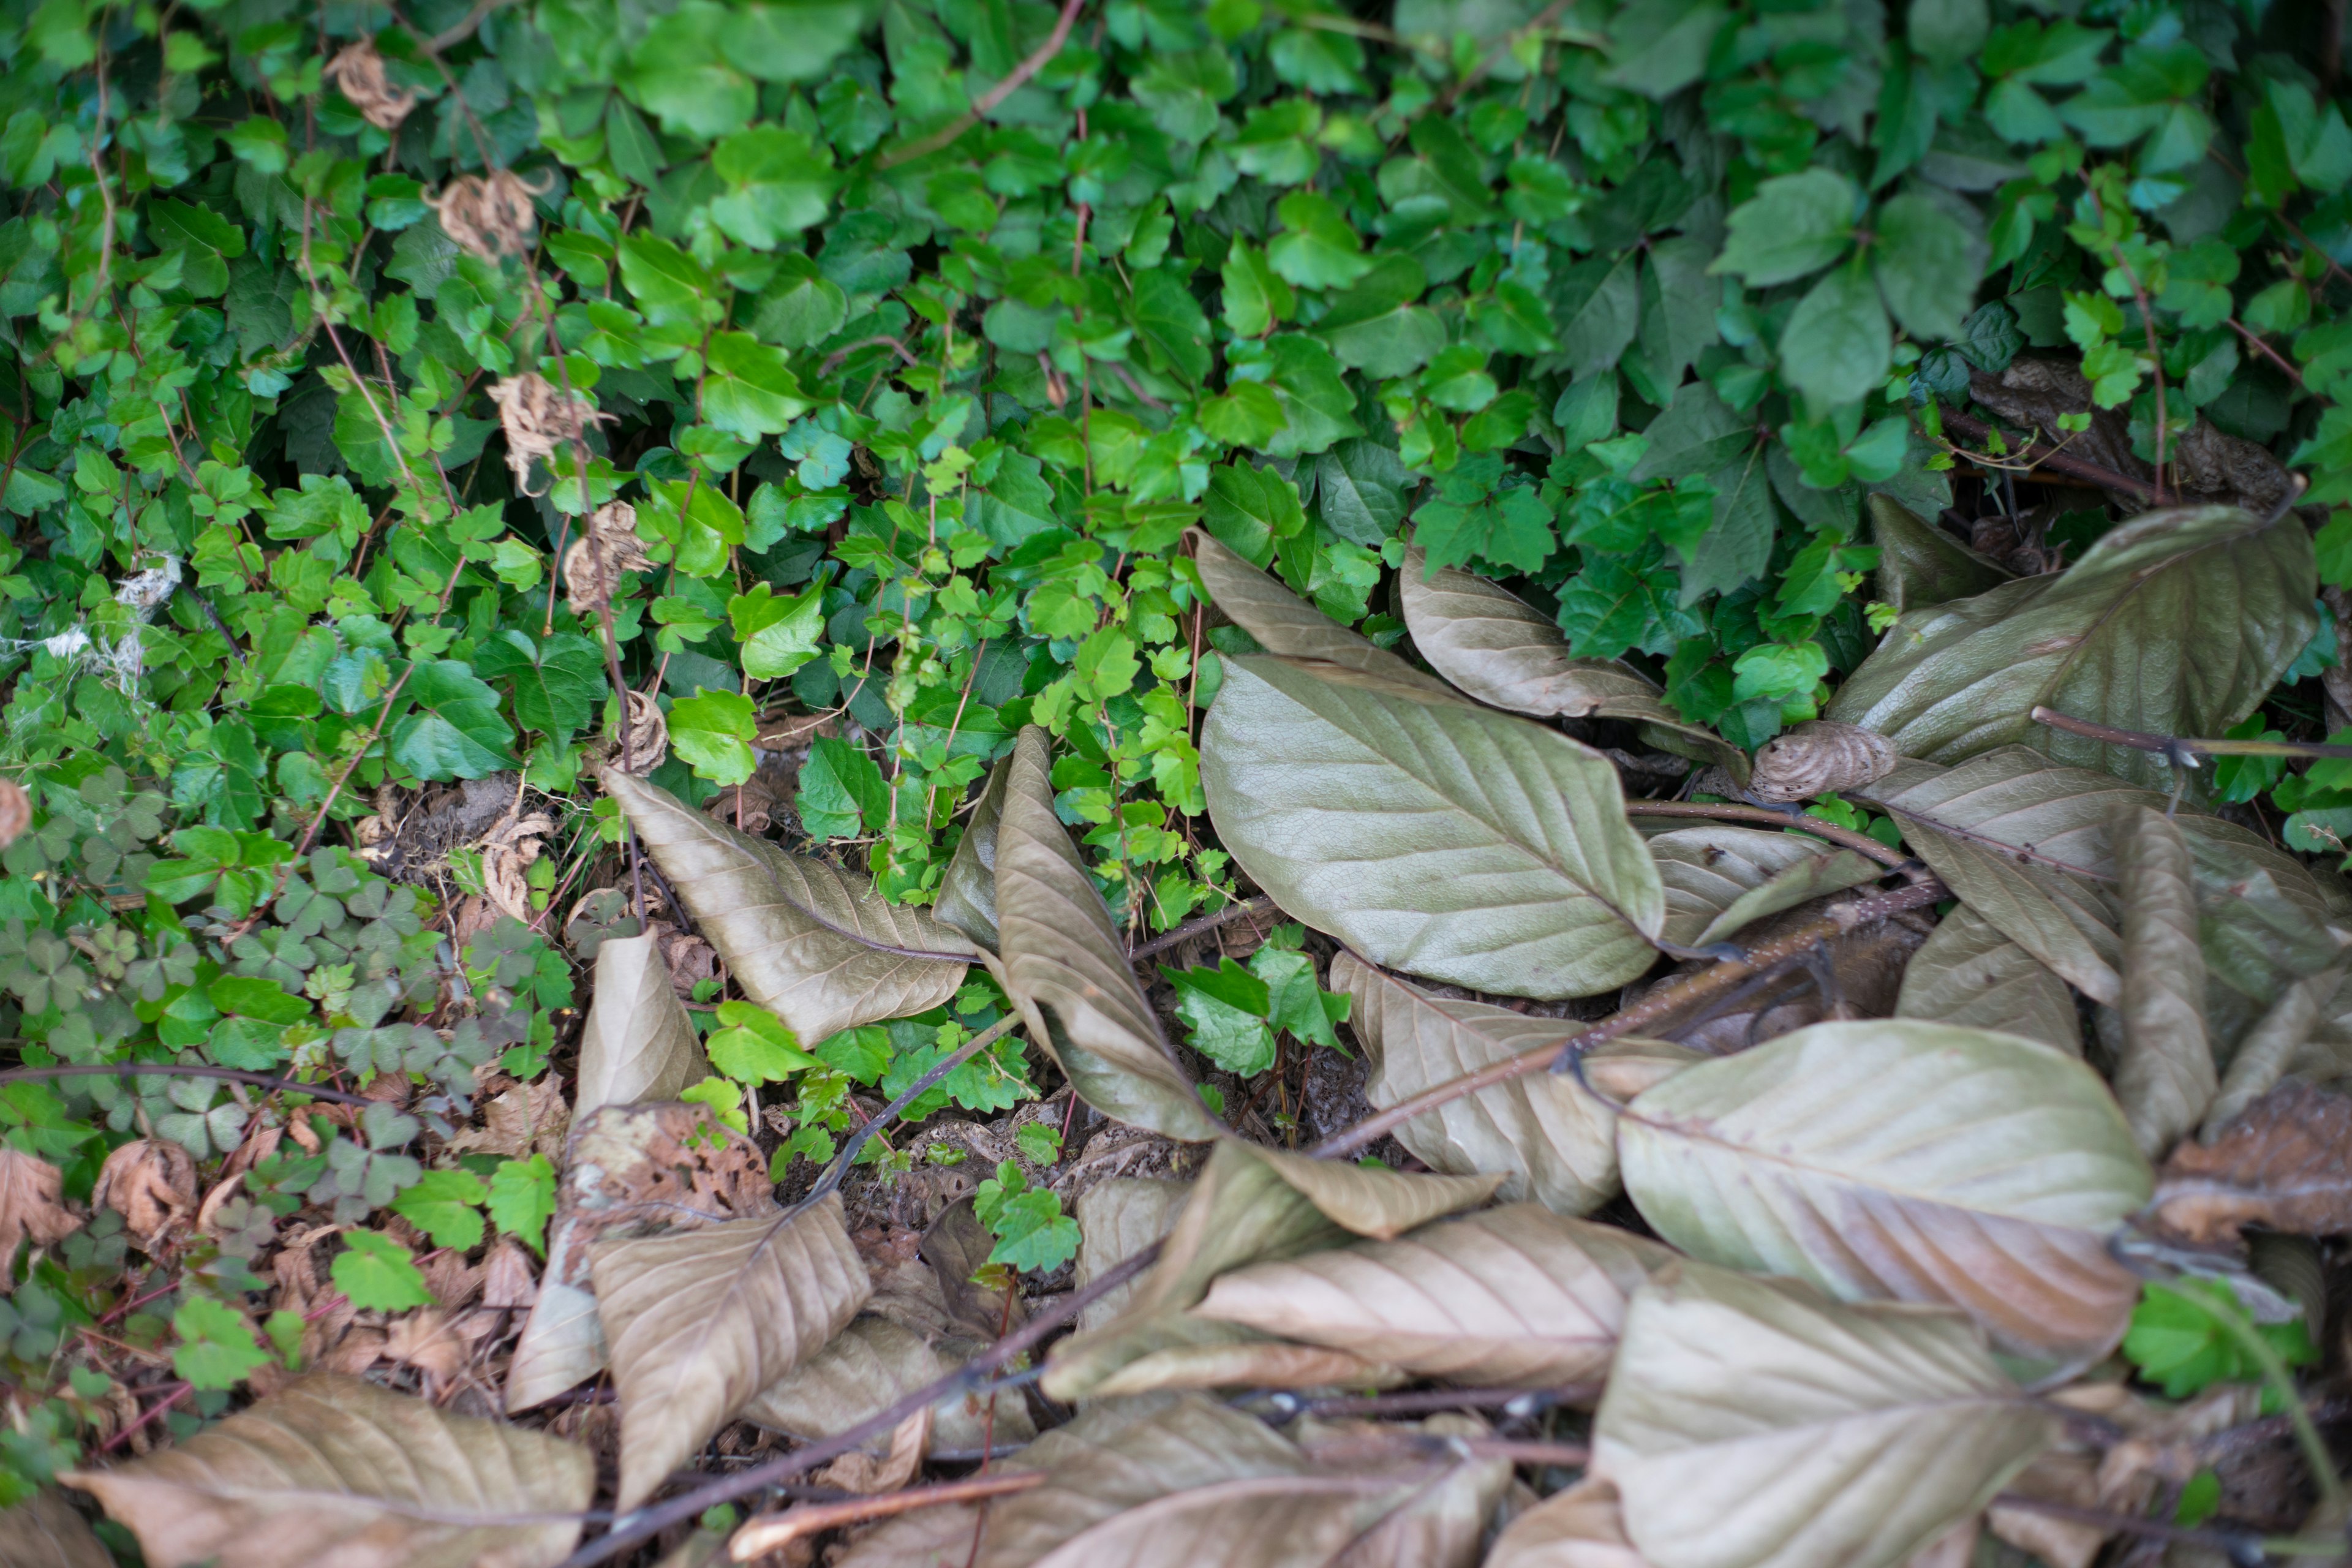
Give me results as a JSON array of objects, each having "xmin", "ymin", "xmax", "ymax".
[
  {"xmin": 1335, "ymin": 951, "xmax": 1625, "ymax": 1215},
  {"xmin": 603, "ymin": 768, "xmax": 973, "ymax": 1047},
  {"xmin": 1196, "ymin": 1204, "xmax": 1673, "ymax": 1387},
  {"xmin": 592, "ymin": 1194, "xmax": 872, "ymax": 1508},
  {"xmin": 1204, "ymin": 657, "xmax": 1666, "ymax": 999},
  {"xmin": 1072, "ymin": 1177, "xmax": 1191, "ymax": 1332},
  {"xmin": 992, "ymin": 725, "xmax": 1222, "ymax": 1142},
  {"xmin": 482, "ymin": 1236, "xmax": 538, "ymax": 1310},
  {"xmin": 0, "ymin": 1490, "xmax": 114, "ymax": 1568},
  {"xmin": 1594, "ymin": 1263, "xmax": 2058, "ymax": 1568},
  {"xmin": 0, "ymin": 1148, "xmax": 79, "ymax": 1274},
  {"xmin": 1484, "ymin": 1479, "xmax": 1651, "ymax": 1568},
  {"xmin": 2111, "ymin": 804, "xmax": 2215, "ymax": 1158},
  {"xmin": 2151, "ymin": 1081, "xmax": 2352, "ymax": 1243},
  {"xmin": 91, "ymin": 1139, "xmax": 195, "ymax": 1247},
  {"xmin": 1866, "ymin": 494, "xmax": 2011, "ymax": 614},
  {"xmin": 449, "ymin": 1077, "xmax": 570, "ymax": 1163},
  {"xmin": 933, "ymin": 751, "xmax": 1009, "ymax": 952},
  {"xmin": 812, "ymin": 1407, "xmax": 932, "ymax": 1495},
  {"xmin": 1894, "ymin": 904, "xmax": 2081, "ymax": 1055},
  {"xmin": 745, "ymin": 1314, "xmax": 1036, "ymax": 1455},
  {"xmin": 383, "ymin": 1307, "xmax": 470, "ymax": 1381},
  {"xmin": 1193, "ymin": 530, "xmax": 1448, "ymax": 693},
  {"xmin": 64, "ymin": 1373, "xmax": 592, "ymax": 1568},
  {"xmin": 573, "ymin": 931, "xmax": 709, "ymax": 1118},
  {"xmin": 834, "ymin": 1504, "xmax": 986, "ymax": 1568},
  {"xmin": 2203, "ymin": 973, "xmax": 2334, "ymax": 1139},
  {"xmin": 1646, "ymin": 826, "xmax": 1883, "ymax": 949},
  {"xmin": 1745, "ymin": 722, "xmax": 1899, "ymax": 804},
  {"xmin": 1828, "ymin": 505, "xmax": 2315, "ymax": 794},
  {"xmin": 1397, "ymin": 547, "xmax": 1663, "ymax": 718},
  {"xmin": 1618, "ymin": 1020, "xmax": 2151, "ymax": 1359}
]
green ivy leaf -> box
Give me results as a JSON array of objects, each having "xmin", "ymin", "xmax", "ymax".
[
  {"xmin": 330, "ymin": 1231, "xmax": 434, "ymax": 1311},
  {"xmin": 388, "ymin": 1168, "xmax": 489, "ymax": 1250},
  {"xmin": 487, "ymin": 1153, "xmax": 558, "ymax": 1259},
  {"xmin": 666, "ymin": 688, "xmax": 759, "ymax": 786}
]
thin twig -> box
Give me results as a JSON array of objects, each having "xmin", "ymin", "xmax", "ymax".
[
  {"xmin": 2032, "ymin": 706, "xmax": 2352, "ymax": 763},
  {"xmin": 730, "ymin": 1472, "xmax": 1044, "ymax": 1558},
  {"xmin": 873, "ymin": 0, "xmax": 1086, "ymax": 170},
  {"xmin": 790, "ymin": 1012, "xmax": 1021, "ymax": 1212},
  {"xmin": 1128, "ymin": 895, "xmax": 1276, "ymax": 960},
  {"xmin": 1625, "ymin": 802, "xmax": 1921, "ymax": 876},
  {"xmin": 1938, "ymin": 408, "xmax": 2162, "ymax": 503},
  {"xmin": 0, "ymin": 1062, "xmax": 379, "ymax": 1110}
]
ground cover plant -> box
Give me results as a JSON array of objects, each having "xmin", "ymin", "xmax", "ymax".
[{"xmin": 5, "ymin": 0, "xmax": 2352, "ymax": 1562}]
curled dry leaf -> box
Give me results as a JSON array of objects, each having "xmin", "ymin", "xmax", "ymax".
[
  {"xmin": 2110, "ymin": 804, "xmax": 2215, "ymax": 1157},
  {"xmin": 1744, "ymin": 722, "xmax": 1898, "ymax": 804},
  {"xmin": 573, "ymin": 932, "xmax": 709, "ymax": 1119},
  {"xmin": 2150, "ymin": 1081, "xmax": 2352, "ymax": 1244},
  {"xmin": 1866, "ymin": 494, "xmax": 2011, "ymax": 614},
  {"xmin": 1894, "ymin": 904, "xmax": 2081, "ymax": 1055},
  {"xmin": 1396, "ymin": 547, "xmax": 1664, "ymax": 718},
  {"xmin": 1335, "ymin": 951, "xmax": 1624, "ymax": 1215},
  {"xmin": 1190, "ymin": 530, "xmax": 1448, "ymax": 693},
  {"xmin": 425, "ymin": 167, "xmax": 549, "ymax": 263},
  {"xmin": 1618, "ymin": 1020, "xmax": 2151, "ymax": 1359},
  {"xmin": 0, "ymin": 778, "xmax": 29, "ymax": 848},
  {"xmin": 1, "ymin": 1490, "xmax": 113, "ymax": 1568},
  {"xmin": 0, "ymin": 1147, "xmax": 78, "ymax": 1271},
  {"xmin": 1594, "ymin": 1263, "xmax": 2057, "ymax": 1568},
  {"xmin": 603, "ymin": 768, "xmax": 973, "ymax": 1049},
  {"xmin": 320, "ymin": 39, "xmax": 415, "ymax": 130},
  {"xmin": 834, "ymin": 1504, "xmax": 986, "ymax": 1568},
  {"xmin": 507, "ymin": 1101, "xmax": 774, "ymax": 1411},
  {"xmin": 1196, "ymin": 1204, "xmax": 1675, "ymax": 1387},
  {"xmin": 65, "ymin": 1373, "xmax": 592, "ymax": 1568},
  {"xmin": 1646, "ymin": 826, "xmax": 1883, "ymax": 950},
  {"xmin": 489, "ymin": 372, "xmax": 606, "ymax": 493},
  {"xmin": 91, "ymin": 1138, "xmax": 196, "ymax": 1246},
  {"xmin": 1485, "ymin": 1479, "xmax": 1651, "ymax": 1568},
  {"xmin": 1044, "ymin": 1139, "xmax": 1496, "ymax": 1401},
  {"xmin": 992, "ymin": 726, "xmax": 1220, "ymax": 1142},
  {"xmin": 932, "ymin": 750, "xmax": 1009, "ymax": 951},
  {"xmin": 592, "ymin": 1194, "xmax": 872, "ymax": 1509},
  {"xmin": 565, "ymin": 500, "xmax": 657, "ymax": 619},
  {"xmin": 972, "ymin": 1394, "xmax": 1509, "ymax": 1568},
  {"xmin": 1828, "ymin": 505, "xmax": 2315, "ymax": 794},
  {"xmin": 1204, "ymin": 655, "xmax": 1665, "ymax": 1000}
]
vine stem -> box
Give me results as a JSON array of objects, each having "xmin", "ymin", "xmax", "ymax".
[
  {"xmin": 1128, "ymin": 894, "xmax": 1276, "ymax": 960},
  {"xmin": 1937, "ymin": 407, "xmax": 2162, "ymax": 503},
  {"xmin": 2195, "ymin": 1287, "xmax": 2346, "ymax": 1513},
  {"xmin": 0, "ymin": 1061, "xmax": 379, "ymax": 1110},
  {"xmin": 2031, "ymin": 705, "xmax": 2352, "ymax": 763},
  {"xmin": 873, "ymin": 0, "xmax": 1087, "ymax": 170}
]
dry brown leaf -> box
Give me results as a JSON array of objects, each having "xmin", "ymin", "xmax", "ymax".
[
  {"xmin": 1196, "ymin": 1205, "xmax": 1673, "ymax": 1388},
  {"xmin": 2150, "ymin": 1081, "xmax": 2352, "ymax": 1243},
  {"xmin": 483, "ymin": 1236, "xmax": 540, "ymax": 1311},
  {"xmin": 1485, "ymin": 1479, "xmax": 1651, "ymax": 1568},
  {"xmin": 1084, "ymin": 1337, "xmax": 1398, "ymax": 1397},
  {"xmin": 65, "ymin": 1373, "xmax": 592, "ymax": 1568},
  {"xmin": 1396, "ymin": 549, "xmax": 1662, "ymax": 718},
  {"xmin": 933, "ymin": 752, "xmax": 1009, "ymax": 952},
  {"xmin": 832, "ymin": 1504, "xmax": 986, "ymax": 1568},
  {"xmin": 1191, "ymin": 529, "xmax": 1449, "ymax": 694},
  {"xmin": 604, "ymin": 769, "xmax": 973, "ymax": 1048},
  {"xmin": 1335, "ymin": 951, "xmax": 1622, "ymax": 1214},
  {"xmin": 811, "ymin": 1408, "xmax": 932, "ymax": 1496},
  {"xmin": 0, "ymin": 1490, "xmax": 114, "ymax": 1568},
  {"xmin": 566, "ymin": 501, "xmax": 657, "ymax": 619},
  {"xmin": 745, "ymin": 1314, "xmax": 1036, "ymax": 1455},
  {"xmin": 450, "ymin": 1078, "xmax": 570, "ymax": 1162},
  {"xmin": 383, "ymin": 1308, "xmax": 470, "ymax": 1381},
  {"xmin": 91, "ymin": 1139, "xmax": 195, "ymax": 1246},
  {"xmin": 1072, "ymin": 1178, "xmax": 1191, "ymax": 1332},
  {"xmin": 574, "ymin": 931, "xmax": 709, "ymax": 1118},
  {"xmin": 0, "ymin": 1148, "xmax": 78, "ymax": 1273},
  {"xmin": 320, "ymin": 38, "xmax": 415, "ymax": 129},
  {"xmin": 1868, "ymin": 494, "xmax": 2013, "ymax": 614},
  {"xmin": 1594, "ymin": 1263, "xmax": 2057, "ymax": 1568},
  {"xmin": 1894, "ymin": 904, "xmax": 2081, "ymax": 1055},
  {"xmin": 1646, "ymin": 826, "xmax": 1885, "ymax": 950},
  {"xmin": 0, "ymin": 780, "xmax": 32, "ymax": 850},
  {"xmin": 592, "ymin": 1195, "xmax": 872, "ymax": 1508},
  {"xmin": 2204, "ymin": 974, "xmax": 2333, "ymax": 1138},
  {"xmin": 1746, "ymin": 722, "xmax": 1898, "ymax": 804},
  {"xmin": 2111, "ymin": 804, "xmax": 2215, "ymax": 1156}
]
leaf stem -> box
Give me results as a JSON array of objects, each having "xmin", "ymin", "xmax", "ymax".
[
  {"xmin": 0, "ymin": 1061, "xmax": 380, "ymax": 1110},
  {"xmin": 2197, "ymin": 1287, "xmax": 2345, "ymax": 1512},
  {"xmin": 2031, "ymin": 706, "xmax": 2352, "ymax": 763},
  {"xmin": 873, "ymin": 0, "xmax": 1087, "ymax": 170}
]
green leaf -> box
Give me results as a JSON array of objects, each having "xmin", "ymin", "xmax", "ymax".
[
  {"xmin": 707, "ymin": 1000, "xmax": 821, "ymax": 1084},
  {"xmin": 619, "ymin": 232, "xmax": 720, "ymax": 328},
  {"xmin": 666, "ymin": 688, "xmax": 759, "ymax": 786},
  {"xmin": 475, "ymin": 631, "xmax": 607, "ymax": 740},
  {"xmin": 172, "ymin": 1297, "xmax": 271, "ymax": 1390},
  {"xmin": 1261, "ymin": 335, "xmax": 1363, "ymax": 458},
  {"xmin": 1607, "ymin": 0, "xmax": 1727, "ymax": 97},
  {"xmin": 208, "ymin": 973, "xmax": 309, "ymax": 1025},
  {"xmin": 1266, "ymin": 190, "xmax": 1372, "ymax": 290},
  {"xmin": 1220, "ymin": 241, "xmax": 1294, "ymax": 337},
  {"xmin": 331, "ymin": 1232, "xmax": 434, "ymax": 1311},
  {"xmin": 1250, "ymin": 945, "xmax": 1346, "ymax": 1050},
  {"xmin": 984, "ymin": 1187, "xmax": 1080, "ymax": 1273},
  {"xmin": 797, "ymin": 736, "xmax": 889, "ymax": 839},
  {"xmin": 1872, "ymin": 195, "xmax": 1983, "ymax": 342},
  {"xmin": 390, "ymin": 1169, "xmax": 489, "ymax": 1250},
  {"xmin": 488, "ymin": 1153, "xmax": 559, "ymax": 1259},
  {"xmin": 701, "ymin": 331, "xmax": 809, "ymax": 439},
  {"xmin": 1715, "ymin": 170, "xmax": 1859, "ymax": 287},
  {"xmin": 2124, "ymin": 1280, "xmax": 2315, "ymax": 1399},
  {"xmin": 1318, "ymin": 255, "xmax": 1443, "ymax": 377},
  {"xmin": 1552, "ymin": 254, "xmax": 1642, "ymax": 382},
  {"xmin": 1777, "ymin": 262, "xmax": 1893, "ymax": 410},
  {"xmin": 390, "ymin": 661, "xmax": 517, "ymax": 782},
  {"xmin": 1907, "ymin": 0, "xmax": 1988, "ymax": 66},
  {"xmin": 1313, "ymin": 440, "xmax": 1410, "ymax": 547},
  {"xmin": 1129, "ymin": 268, "xmax": 1213, "ymax": 385},
  {"xmin": 1174, "ymin": 980, "xmax": 1276, "ymax": 1074},
  {"xmin": 708, "ymin": 126, "xmax": 836, "ymax": 247},
  {"xmin": 1630, "ymin": 382, "xmax": 1752, "ymax": 484},
  {"xmin": 728, "ymin": 582, "xmax": 826, "ymax": 680}
]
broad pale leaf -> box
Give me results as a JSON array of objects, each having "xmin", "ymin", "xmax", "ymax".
[
  {"xmin": 993, "ymin": 726, "xmax": 1223, "ymax": 1142},
  {"xmin": 66, "ymin": 1374, "xmax": 592, "ymax": 1568},
  {"xmin": 1083, "ymin": 1334, "xmax": 1398, "ymax": 1398},
  {"xmin": 1594, "ymin": 1264, "xmax": 2057, "ymax": 1568},
  {"xmin": 2204, "ymin": 972, "xmax": 2334, "ymax": 1136},
  {"xmin": 1398, "ymin": 549, "xmax": 1662, "ymax": 717},
  {"xmin": 591, "ymin": 1195, "xmax": 871, "ymax": 1507},
  {"xmin": 1044, "ymin": 1139, "xmax": 1495, "ymax": 1399},
  {"xmin": 1894, "ymin": 905, "xmax": 2081, "ymax": 1055},
  {"xmin": 1, "ymin": 1491, "xmax": 113, "ymax": 1568},
  {"xmin": 1196, "ymin": 1204, "xmax": 1675, "ymax": 1385},
  {"xmin": 2110, "ymin": 804, "xmax": 2215, "ymax": 1156},
  {"xmin": 1618, "ymin": 1020, "xmax": 2151, "ymax": 1357},
  {"xmin": 1866, "ymin": 493, "xmax": 2010, "ymax": 613},
  {"xmin": 835, "ymin": 1506, "xmax": 986, "ymax": 1568},
  {"xmin": 1203, "ymin": 656, "xmax": 1665, "ymax": 998},
  {"xmin": 603, "ymin": 769, "xmax": 973, "ymax": 1046},
  {"xmin": 573, "ymin": 931, "xmax": 707, "ymax": 1118},
  {"xmin": 1828, "ymin": 506, "xmax": 2316, "ymax": 791},
  {"xmin": 1647, "ymin": 826, "xmax": 1882, "ymax": 948},
  {"xmin": 1074, "ymin": 1177, "xmax": 1191, "ymax": 1331},
  {"xmin": 1486, "ymin": 1480, "xmax": 1652, "ymax": 1568},
  {"xmin": 1335, "ymin": 951, "xmax": 1624, "ymax": 1213},
  {"xmin": 744, "ymin": 1316, "xmax": 1033, "ymax": 1453},
  {"xmin": 933, "ymin": 751, "xmax": 1009, "ymax": 951},
  {"xmin": 1191, "ymin": 530, "xmax": 1447, "ymax": 693}
]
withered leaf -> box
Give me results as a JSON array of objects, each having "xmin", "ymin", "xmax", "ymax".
[
  {"xmin": 2111, "ymin": 804, "xmax": 2215, "ymax": 1157},
  {"xmin": 992, "ymin": 725, "xmax": 1222, "ymax": 1142},
  {"xmin": 1196, "ymin": 1204, "xmax": 1675, "ymax": 1387},
  {"xmin": 933, "ymin": 751, "xmax": 1009, "ymax": 952},
  {"xmin": 1073, "ymin": 1178, "xmax": 1193, "ymax": 1332},
  {"xmin": 0, "ymin": 1148, "xmax": 78, "ymax": 1276},
  {"xmin": 2151, "ymin": 1081, "xmax": 2352, "ymax": 1244},
  {"xmin": 1335, "ymin": 951, "xmax": 1627, "ymax": 1215},
  {"xmin": 2204, "ymin": 974, "xmax": 2333, "ymax": 1137},
  {"xmin": 1647, "ymin": 826, "xmax": 1883, "ymax": 949},
  {"xmin": 1398, "ymin": 548, "xmax": 1664, "ymax": 718},
  {"xmin": 1866, "ymin": 493, "xmax": 2011, "ymax": 614},
  {"xmin": 1894, "ymin": 904, "xmax": 2081, "ymax": 1056},
  {"xmin": 65, "ymin": 1373, "xmax": 592, "ymax": 1568},
  {"xmin": 1618, "ymin": 1020, "xmax": 2150, "ymax": 1359},
  {"xmin": 602, "ymin": 768, "xmax": 973, "ymax": 1047},
  {"xmin": 0, "ymin": 1491, "xmax": 113, "ymax": 1568},
  {"xmin": 1191, "ymin": 529, "xmax": 1447, "ymax": 693},
  {"xmin": 1485, "ymin": 1479, "xmax": 1651, "ymax": 1568},
  {"xmin": 1594, "ymin": 1264, "xmax": 2057, "ymax": 1568},
  {"xmin": 1203, "ymin": 656, "xmax": 1665, "ymax": 999},
  {"xmin": 572, "ymin": 931, "xmax": 708, "ymax": 1118},
  {"xmin": 592, "ymin": 1194, "xmax": 871, "ymax": 1509}
]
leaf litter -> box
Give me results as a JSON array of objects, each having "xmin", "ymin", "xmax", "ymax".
[{"xmin": 32, "ymin": 499, "xmax": 2352, "ymax": 1568}]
